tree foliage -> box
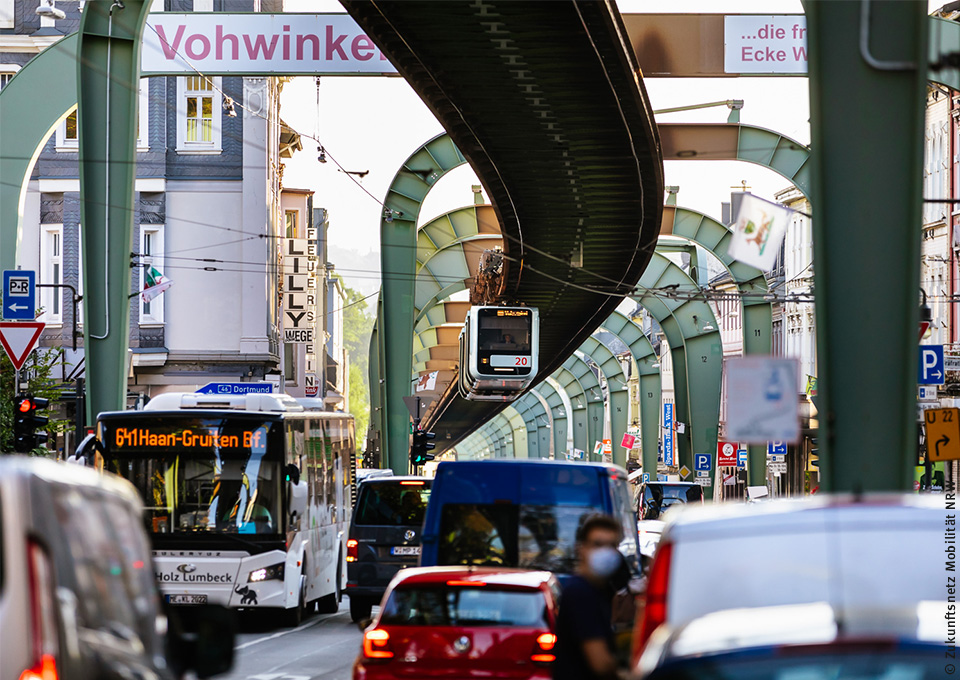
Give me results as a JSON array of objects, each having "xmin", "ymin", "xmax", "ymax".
[
  {"xmin": 338, "ymin": 280, "xmax": 373, "ymax": 446},
  {"xmin": 1, "ymin": 346, "xmax": 72, "ymax": 455}
]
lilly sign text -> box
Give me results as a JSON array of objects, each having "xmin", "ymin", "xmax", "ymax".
[{"xmin": 142, "ymin": 14, "xmax": 399, "ymax": 76}]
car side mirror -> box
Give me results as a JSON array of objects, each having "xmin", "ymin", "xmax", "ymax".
[{"xmin": 166, "ymin": 604, "xmax": 237, "ymax": 678}]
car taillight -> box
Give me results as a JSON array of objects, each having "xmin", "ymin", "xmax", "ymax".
[
  {"xmin": 362, "ymin": 628, "xmax": 393, "ymax": 660},
  {"xmin": 531, "ymin": 632, "xmax": 556, "ymax": 665},
  {"xmin": 20, "ymin": 541, "xmax": 59, "ymax": 680},
  {"xmin": 347, "ymin": 539, "xmax": 358, "ymax": 562},
  {"xmin": 634, "ymin": 540, "xmax": 672, "ymax": 665}
]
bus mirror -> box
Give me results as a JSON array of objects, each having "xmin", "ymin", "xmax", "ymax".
[{"xmin": 284, "ymin": 464, "xmax": 301, "ymax": 485}]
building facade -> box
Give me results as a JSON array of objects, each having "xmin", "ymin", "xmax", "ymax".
[{"xmin": 2, "ymin": 0, "xmax": 297, "ymax": 452}]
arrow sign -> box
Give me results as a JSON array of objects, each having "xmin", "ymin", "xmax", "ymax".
[
  {"xmin": 2, "ymin": 270, "xmax": 36, "ymax": 320},
  {"xmin": 0, "ymin": 322, "xmax": 45, "ymax": 370},
  {"xmin": 919, "ymin": 345, "xmax": 945, "ymax": 385}
]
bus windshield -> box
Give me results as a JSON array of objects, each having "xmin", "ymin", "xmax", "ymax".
[{"xmin": 101, "ymin": 416, "xmax": 283, "ymax": 536}]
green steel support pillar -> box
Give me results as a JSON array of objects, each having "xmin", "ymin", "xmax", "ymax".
[
  {"xmin": 639, "ymin": 370, "xmax": 662, "ymax": 477},
  {"xmin": 806, "ymin": 2, "xmax": 926, "ymax": 491},
  {"xmin": 77, "ymin": 1, "xmax": 150, "ymax": 422},
  {"xmin": 0, "ymin": 34, "xmax": 77, "ymax": 272}
]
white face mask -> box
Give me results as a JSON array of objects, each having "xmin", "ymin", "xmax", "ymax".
[{"xmin": 587, "ymin": 546, "xmax": 622, "ymax": 579}]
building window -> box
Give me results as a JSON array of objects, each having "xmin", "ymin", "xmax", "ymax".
[
  {"xmin": 55, "ymin": 107, "xmax": 79, "ymax": 151},
  {"xmin": 55, "ymin": 80, "xmax": 149, "ymax": 152},
  {"xmin": 139, "ymin": 226, "xmax": 165, "ymax": 325},
  {"xmin": 177, "ymin": 76, "xmax": 222, "ymax": 153},
  {"xmin": 40, "ymin": 226, "xmax": 63, "ymax": 325},
  {"xmin": 285, "ymin": 210, "xmax": 298, "ymax": 237},
  {"xmin": 284, "ymin": 343, "xmax": 296, "ymax": 382},
  {"xmin": 0, "ymin": 65, "xmax": 19, "ymax": 89}
]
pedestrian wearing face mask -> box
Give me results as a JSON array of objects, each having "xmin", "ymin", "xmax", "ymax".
[{"xmin": 554, "ymin": 513, "xmax": 624, "ymax": 680}]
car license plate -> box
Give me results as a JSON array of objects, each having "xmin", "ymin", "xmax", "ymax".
[
  {"xmin": 167, "ymin": 594, "xmax": 208, "ymax": 605},
  {"xmin": 391, "ymin": 546, "xmax": 420, "ymax": 556}
]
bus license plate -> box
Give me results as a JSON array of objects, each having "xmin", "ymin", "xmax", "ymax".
[
  {"xmin": 391, "ymin": 546, "xmax": 420, "ymax": 556},
  {"xmin": 167, "ymin": 594, "xmax": 208, "ymax": 605}
]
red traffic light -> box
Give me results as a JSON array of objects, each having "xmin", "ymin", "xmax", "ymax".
[{"xmin": 17, "ymin": 398, "xmax": 33, "ymax": 413}]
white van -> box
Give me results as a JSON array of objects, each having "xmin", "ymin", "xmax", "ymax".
[
  {"xmin": 0, "ymin": 456, "xmax": 234, "ymax": 680},
  {"xmin": 632, "ymin": 493, "xmax": 949, "ymax": 663}
]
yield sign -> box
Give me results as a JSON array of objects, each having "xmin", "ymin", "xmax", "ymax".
[{"xmin": 0, "ymin": 322, "xmax": 45, "ymax": 370}]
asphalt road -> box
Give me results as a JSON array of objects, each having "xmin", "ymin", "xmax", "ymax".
[{"xmin": 221, "ymin": 599, "xmax": 367, "ymax": 680}]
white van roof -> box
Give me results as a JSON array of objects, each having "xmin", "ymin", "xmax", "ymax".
[{"xmin": 143, "ymin": 391, "xmax": 304, "ymax": 413}]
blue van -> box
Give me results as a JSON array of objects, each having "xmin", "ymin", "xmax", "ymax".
[{"xmin": 419, "ymin": 460, "xmax": 641, "ymax": 581}]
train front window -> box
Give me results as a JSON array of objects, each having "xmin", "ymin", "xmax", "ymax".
[{"xmin": 476, "ymin": 308, "xmax": 533, "ymax": 375}]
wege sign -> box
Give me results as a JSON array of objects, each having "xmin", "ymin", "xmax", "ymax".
[{"xmin": 142, "ymin": 14, "xmax": 400, "ymax": 76}]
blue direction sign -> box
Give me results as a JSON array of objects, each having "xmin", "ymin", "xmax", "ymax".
[
  {"xmin": 737, "ymin": 449, "xmax": 748, "ymax": 468},
  {"xmin": 767, "ymin": 441, "xmax": 787, "ymax": 456},
  {"xmin": 919, "ymin": 345, "xmax": 945, "ymax": 385},
  {"xmin": 694, "ymin": 453, "xmax": 710, "ymax": 471},
  {"xmin": 196, "ymin": 382, "xmax": 273, "ymax": 395},
  {"xmin": 2, "ymin": 270, "xmax": 35, "ymax": 320}
]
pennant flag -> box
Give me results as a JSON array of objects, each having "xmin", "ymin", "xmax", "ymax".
[
  {"xmin": 415, "ymin": 370, "xmax": 438, "ymax": 392},
  {"xmin": 142, "ymin": 265, "xmax": 173, "ymax": 302},
  {"xmin": 728, "ymin": 193, "xmax": 793, "ymax": 271}
]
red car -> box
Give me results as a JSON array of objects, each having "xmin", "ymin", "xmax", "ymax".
[{"xmin": 353, "ymin": 567, "xmax": 559, "ymax": 680}]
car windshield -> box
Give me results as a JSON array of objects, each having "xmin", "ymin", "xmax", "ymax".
[
  {"xmin": 646, "ymin": 648, "xmax": 941, "ymax": 680},
  {"xmin": 642, "ymin": 484, "xmax": 702, "ymax": 519},
  {"xmin": 355, "ymin": 482, "xmax": 431, "ymax": 526},
  {"xmin": 380, "ymin": 586, "xmax": 548, "ymax": 627},
  {"xmin": 103, "ymin": 418, "xmax": 283, "ymax": 535},
  {"xmin": 438, "ymin": 503, "xmax": 598, "ymax": 573}
]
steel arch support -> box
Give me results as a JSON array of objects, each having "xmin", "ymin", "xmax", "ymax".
[
  {"xmin": 0, "ymin": 33, "xmax": 78, "ymax": 271},
  {"xmin": 579, "ymin": 337, "xmax": 630, "ymax": 468},
  {"xmin": 634, "ymin": 253, "xmax": 722, "ymax": 485},
  {"xmin": 529, "ymin": 389, "xmax": 555, "ymax": 458},
  {"xmin": 381, "ymin": 133, "xmax": 467, "ymax": 474},
  {"xmin": 514, "ymin": 392, "xmax": 548, "ymax": 459},
  {"xmin": 807, "ymin": 2, "xmax": 926, "ymax": 492},
  {"xmin": 659, "ymin": 122, "xmax": 810, "ymax": 198},
  {"xmin": 551, "ymin": 367, "xmax": 589, "ymax": 456},
  {"xmin": 77, "ymin": 1, "xmax": 151, "ymax": 422},
  {"xmin": 539, "ymin": 379, "xmax": 570, "ymax": 459},
  {"xmin": 661, "ymin": 204, "xmax": 773, "ymax": 485},
  {"xmin": 561, "ymin": 354, "xmax": 604, "ymax": 461},
  {"xmin": 600, "ymin": 311, "xmax": 661, "ymax": 477}
]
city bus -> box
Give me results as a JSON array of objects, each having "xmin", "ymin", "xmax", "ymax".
[{"xmin": 96, "ymin": 391, "xmax": 355, "ymax": 625}]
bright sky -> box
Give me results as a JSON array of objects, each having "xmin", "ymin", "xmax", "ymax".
[{"xmin": 277, "ymin": 0, "xmax": 825, "ymax": 294}]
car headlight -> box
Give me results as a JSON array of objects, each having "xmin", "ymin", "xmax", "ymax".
[{"xmin": 248, "ymin": 563, "xmax": 285, "ymax": 582}]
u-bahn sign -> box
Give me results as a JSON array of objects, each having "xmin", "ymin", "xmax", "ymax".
[{"xmin": 142, "ymin": 14, "xmax": 400, "ymax": 76}]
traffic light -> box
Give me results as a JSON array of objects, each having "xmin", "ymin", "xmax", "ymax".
[
  {"xmin": 410, "ymin": 427, "xmax": 436, "ymax": 466},
  {"xmin": 13, "ymin": 394, "xmax": 49, "ymax": 453}
]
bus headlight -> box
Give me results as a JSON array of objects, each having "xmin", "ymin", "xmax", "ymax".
[{"xmin": 248, "ymin": 563, "xmax": 285, "ymax": 583}]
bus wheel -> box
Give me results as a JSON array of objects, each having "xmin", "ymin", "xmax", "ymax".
[
  {"xmin": 317, "ymin": 557, "xmax": 342, "ymax": 614},
  {"xmin": 284, "ymin": 576, "xmax": 307, "ymax": 627}
]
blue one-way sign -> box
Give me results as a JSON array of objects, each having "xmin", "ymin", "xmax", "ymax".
[
  {"xmin": 196, "ymin": 382, "xmax": 273, "ymax": 395},
  {"xmin": 2, "ymin": 270, "xmax": 35, "ymax": 320},
  {"xmin": 919, "ymin": 345, "xmax": 945, "ymax": 385}
]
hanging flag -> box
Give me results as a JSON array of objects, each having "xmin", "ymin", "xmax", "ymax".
[
  {"xmin": 142, "ymin": 265, "xmax": 173, "ymax": 302},
  {"xmin": 415, "ymin": 370, "xmax": 438, "ymax": 392},
  {"xmin": 805, "ymin": 375, "xmax": 818, "ymax": 397},
  {"xmin": 728, "ymin": 193, "xmax": 793, "ymax": 271}
]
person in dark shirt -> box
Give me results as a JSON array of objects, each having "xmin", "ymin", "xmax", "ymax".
[{"xmin": 554, "ymin": 513, "xmax": 624, "ymax": 680}]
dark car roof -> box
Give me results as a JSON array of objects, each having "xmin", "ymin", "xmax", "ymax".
[{"xmin": 388, "ymin": 566, "xmax": 556, "ymax": 590}]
